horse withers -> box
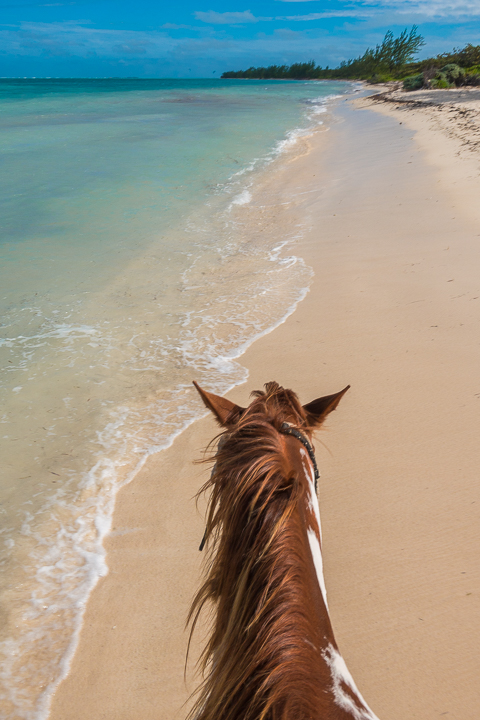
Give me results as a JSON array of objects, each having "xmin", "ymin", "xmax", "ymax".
[{"xmin": 188, "ymin": 380, "xmax": 380, "ymax": 720}]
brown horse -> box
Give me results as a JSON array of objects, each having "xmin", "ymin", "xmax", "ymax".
[{"xmin": 188, "ymin": 380, "xmax": 380, "ymax": 720}]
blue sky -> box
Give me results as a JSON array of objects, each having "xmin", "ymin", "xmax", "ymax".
[{"xmin": 1, "ymin": 0, "xmax": 479, "ymax": 77}]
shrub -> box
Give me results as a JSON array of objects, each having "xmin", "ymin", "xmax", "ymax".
[
  {"xmin": 454, "ymin": 44, "xmax": 480, "ymax": 68},
  {"xmin": 430, "ymin": 72, "xmax": 452, "ymax": 89},
  {"xmin": 465, "ymin": 73, "xmax": 480, "ymax": 86},
  {"xmin": 369, "ymin": 73, "xmax": 393, "ymax": 83},
  {"xmin": 440, "ymin": 63, "xmax": 466, "ymax": 85},
  {"xmin": 403, "ymin": 73, "xmax": 425, "ymax": 90}
]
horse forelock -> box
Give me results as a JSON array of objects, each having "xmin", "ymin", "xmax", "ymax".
[
  {"xmin": 187, "ymin": 385, "xmax": 331, "ymax": 720},
  {"xmin": 249, "ymin": 381, "xmax": 308, "ymax": 428}
]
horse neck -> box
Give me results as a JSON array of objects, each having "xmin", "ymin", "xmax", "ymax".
[
  {"xmin": 282, "ymin": 435, "xmax": 336, "ymax": 642},
  {"xmin": 190, "ymin": 427, "xmax": 381, "ymax": 720},
  {"xmin": 194, "ymin": 434, "xmax": 335, "ymax": 715}
]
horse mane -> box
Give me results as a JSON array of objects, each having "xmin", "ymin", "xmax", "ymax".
[{"xmin": 187, "ymin": 382, "xmax": 328, "ymax": 720}]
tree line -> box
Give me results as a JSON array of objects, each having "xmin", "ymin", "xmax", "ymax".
[{"xmin": 221, "ymin": 28, "xmax": 480, "ymax": 82}]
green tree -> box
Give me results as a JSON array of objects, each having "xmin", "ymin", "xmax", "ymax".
[
  {"xmin": 375, "ymin": 27, "xmax": 425, "ymax": 71},
  {"xmin": 221, "ymin": 27, "xmax": 426, "ymax": 80}
]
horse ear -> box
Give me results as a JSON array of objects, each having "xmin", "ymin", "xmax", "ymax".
[
  {"xmin": 302, "ymin": 385, "xmax": 350, "ymax": 428},
  {"xmin": 193, "ymin": 381, "xmax": 244, "ymax": 427}
]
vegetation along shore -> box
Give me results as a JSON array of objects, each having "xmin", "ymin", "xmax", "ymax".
[{"xmin": 221, "ymin": 27, "xmax": 480, "ymax": 92}]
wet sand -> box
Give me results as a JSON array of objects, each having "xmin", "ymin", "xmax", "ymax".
[{"xmin": 48, "ymin": 91, "xmax": 480, "ymax": 720}]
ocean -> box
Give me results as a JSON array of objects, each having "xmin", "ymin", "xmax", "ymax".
[{"xmin": 0, "ymin": 77, "xmax": 354, "ymax": 719}]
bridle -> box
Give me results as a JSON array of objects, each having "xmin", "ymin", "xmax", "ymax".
[
  {"xmin": 198, "ymin": 422, "xmax": 319, "ymax": 552},
  {"xmin": 280, "ymin": 422, "xmax": 319, "ymax": 493}
]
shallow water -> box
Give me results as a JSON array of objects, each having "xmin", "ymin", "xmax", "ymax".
[{"xmin": 0, "ymin": 78, "xmax": 354, "ymax": 719}]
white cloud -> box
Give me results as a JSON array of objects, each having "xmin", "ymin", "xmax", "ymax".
[
  {"xmin": 194, "ymin": 1, "xmax": 480, "ymax": 26},
  {"xmin": 280, "ymin": 11, "xmax": 370, "ymax": 20},
  {"xmin": 277, "ymin": 0, "xmax": 480, "ymax": 17},
  {"xmin": 194, "ymin": 10, "xmax": 268, "ymax": 24},
  {"xmin": 161, "ymin": 23, "xmax": 196, "ymax": 30},
  {"xmin": 351, "ymin": 0, "xmax": 480, "ymax": 17},
  {"xmin": 0, "ymin": 19, "xmax": 356, "ymax": 66},
  {"xmin": 0, "ymin": 22, "xmax": 175, "ymax": 58}
]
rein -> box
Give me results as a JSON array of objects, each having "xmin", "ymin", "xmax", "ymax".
[
  {"xmin": 280, "ymin": 422, "xmax": 319, "ymax": 493},
  {"xmin": 199, "ymin": 423, "xmax": 319, "ymax": 552}
]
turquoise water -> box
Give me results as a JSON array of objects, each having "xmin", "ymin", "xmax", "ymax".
[{"xmin": 0, "ymin": 78, "xmax": 353, "ymax": 719}]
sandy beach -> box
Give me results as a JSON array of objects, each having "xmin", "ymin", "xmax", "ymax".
[{"xmin": 48, "ymin": 89, "xmax": 480, "ymax": 720}]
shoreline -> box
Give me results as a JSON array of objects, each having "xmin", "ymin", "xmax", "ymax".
[
  {"xmin": 0, "ymin": 82, "xmax": 352, "ymax": 720},
  {"xmin": 49, "ymin": 90, "xmax": 480, "ymax": 719},
  {"xmin": 40, "ymin": 100, "xmax": 340, "ymax": 718}
]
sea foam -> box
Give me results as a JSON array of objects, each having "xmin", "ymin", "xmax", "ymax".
[{"xmin": 0, "ymin": 77, "xmax": 353, "ymax": 719}]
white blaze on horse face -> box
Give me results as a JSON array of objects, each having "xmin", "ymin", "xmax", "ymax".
[
  {"xmin": 300, "ymin": 448, "xmax": 328, "ymax": 610},
  {"xmin": 323, "ymin": 645, "xmax": 380, "ymax": 720}
]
